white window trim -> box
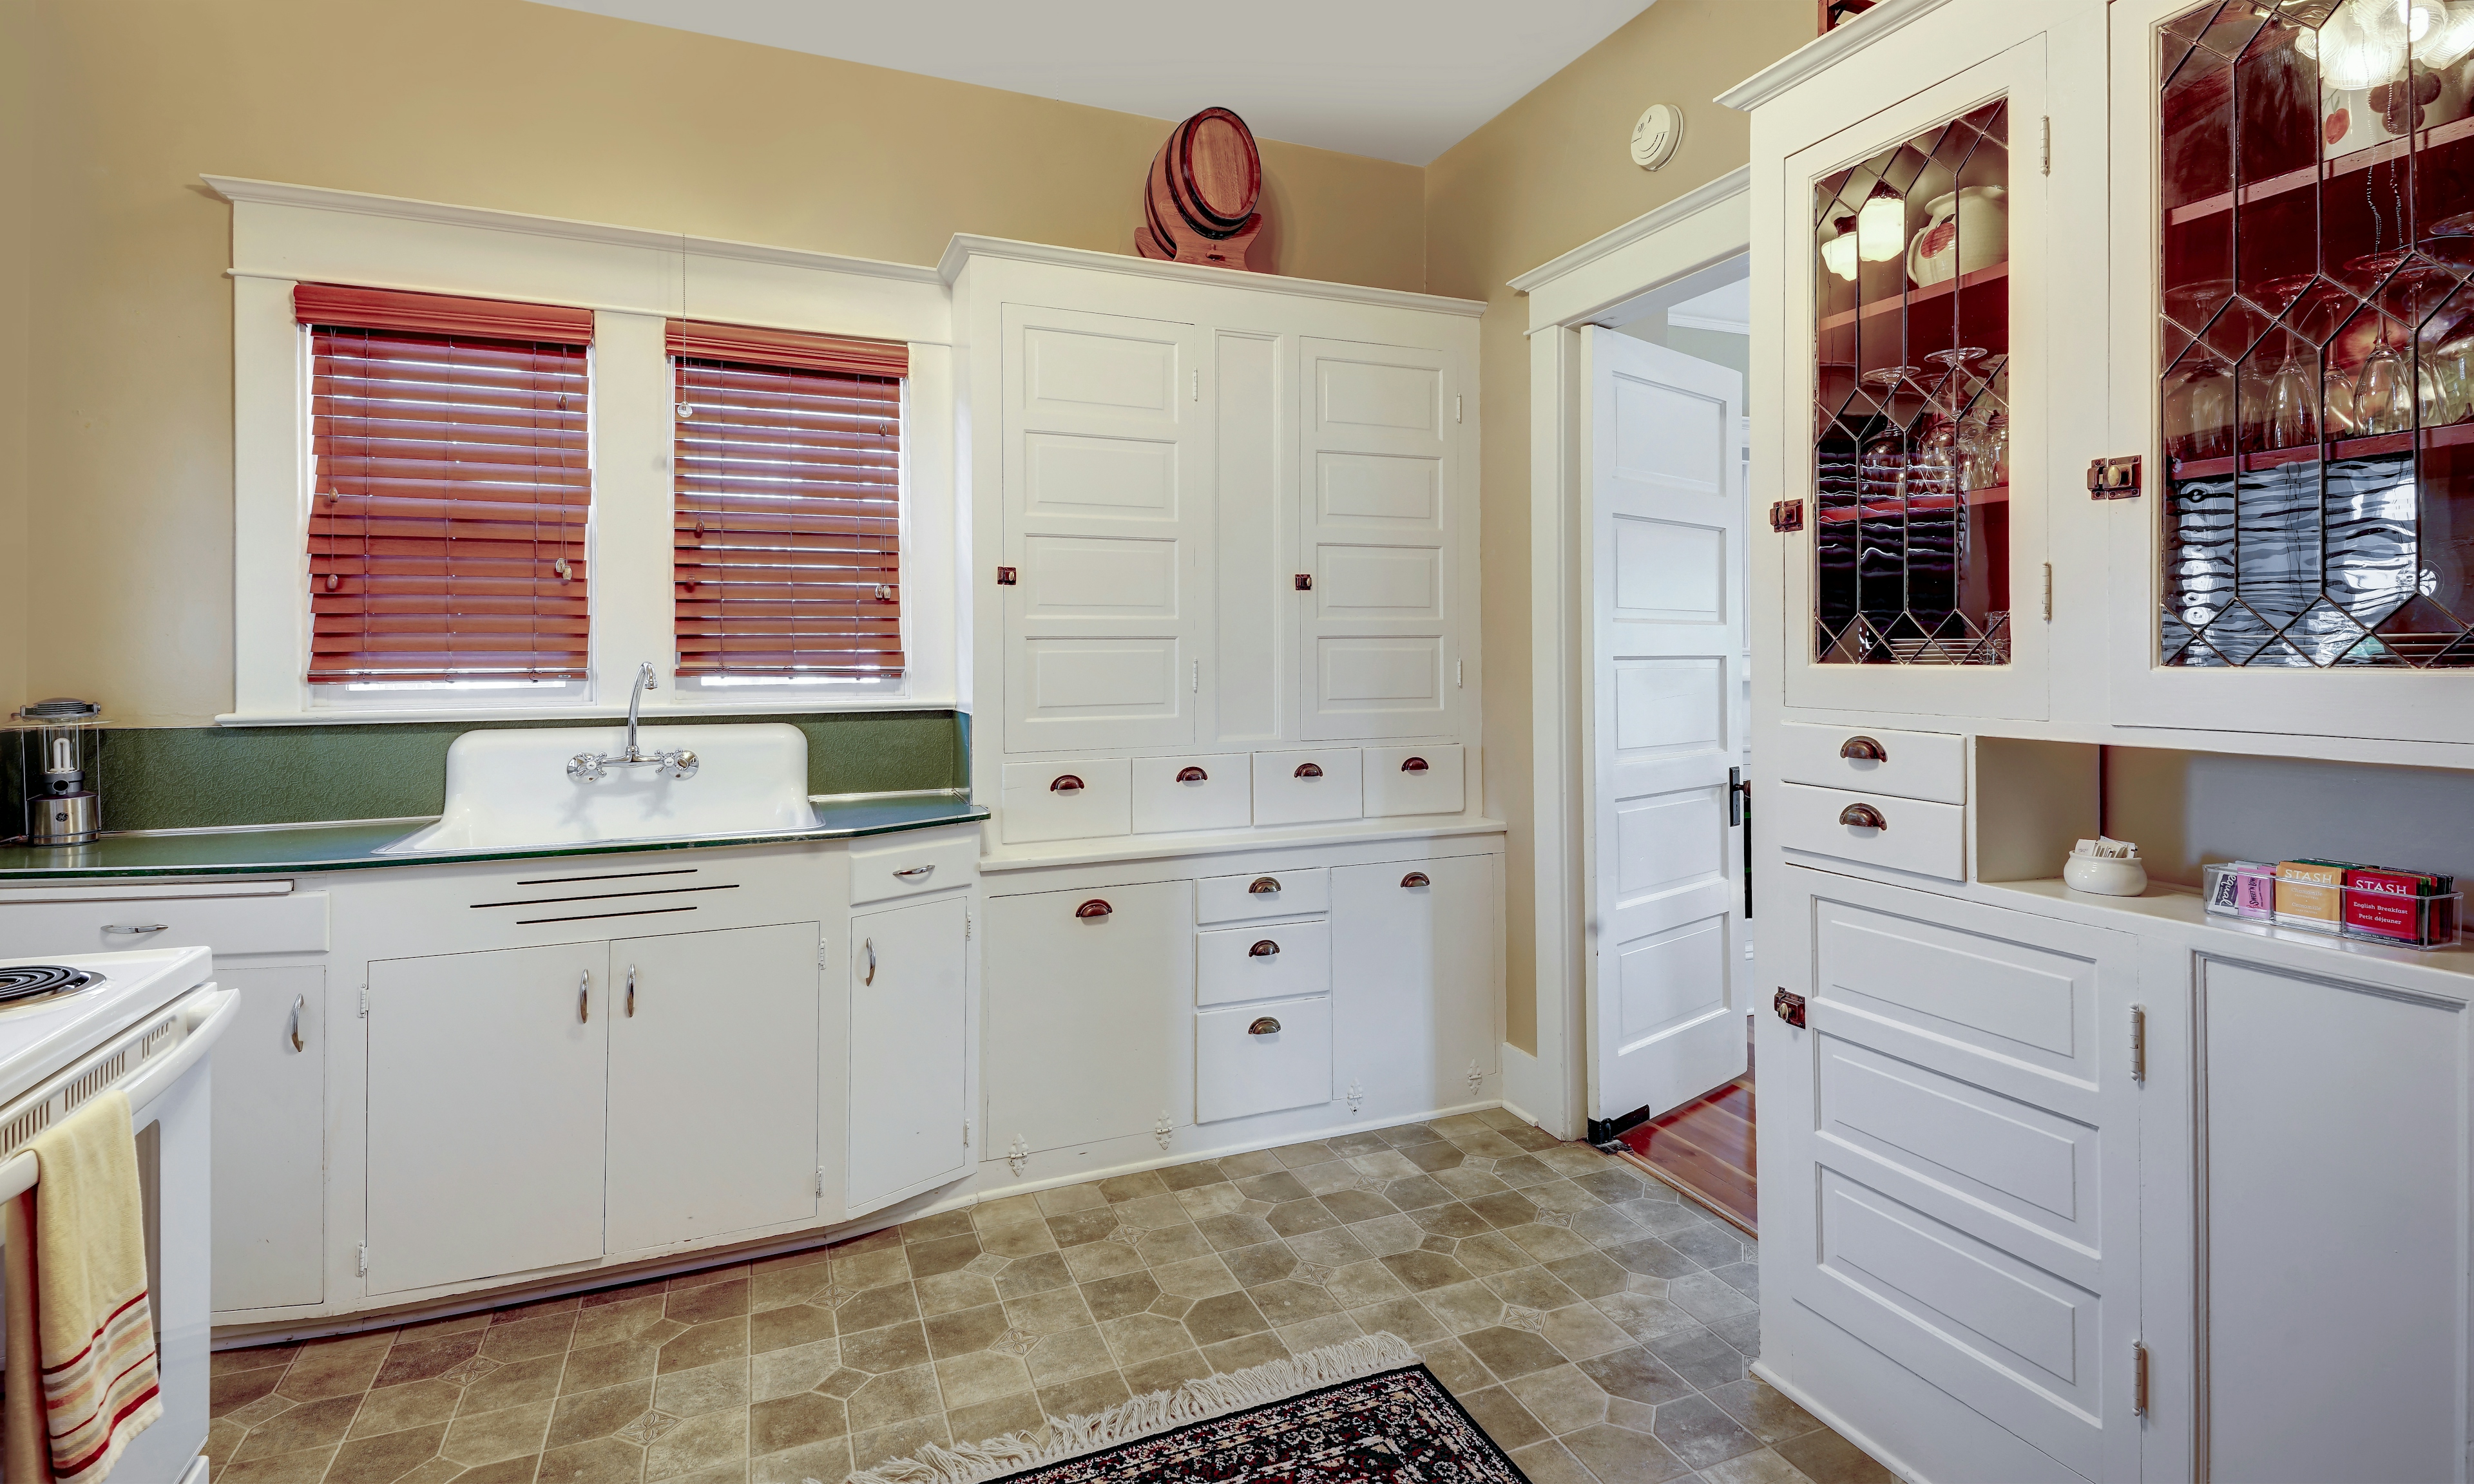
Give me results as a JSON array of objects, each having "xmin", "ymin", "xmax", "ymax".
[{"xmin": 211, "ymin": 175, "xmax": 961, "ymax": 725}]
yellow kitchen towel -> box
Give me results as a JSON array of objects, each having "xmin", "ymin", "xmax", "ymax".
[{"xmin": 2, "ymin": 1092, "xmax": 160, "ymax": 1481}]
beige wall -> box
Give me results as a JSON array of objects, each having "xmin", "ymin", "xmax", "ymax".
[
  {"xmin": 0, "ymin": 0, "xmax": 28, "ymax": 719},
  {"xmin": 5, "ymin": 0, "xmax": 1425, "ymax": 725},
  {"xmin": 1423, "ymin": 0, "xmax": 1812, "ymax": 1050}
]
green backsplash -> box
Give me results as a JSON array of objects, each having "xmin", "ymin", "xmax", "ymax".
[{"xmin": 86, "ymin": 711, "xmax": 969, "ymax": 832}]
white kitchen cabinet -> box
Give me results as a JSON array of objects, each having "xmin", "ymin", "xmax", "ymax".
[
  {"xmin": 1196, "ymin": 996, "xmax": 1331, "ymax": 1124},
  {"xmin": 365, "ymin": 941, "xmax": 608, "ymax": 1295},
  {"xmin": 846, "ymin": 895, "xmax": 970, "ymax": 1212},
  {"xmin": 606, "ymin": 924, "xmax": 820, "ymax": 1254},
  {"xmin": 209, "ymin": 965, "xmax": 325, "ymax": 1311},
  {"xmin": 1329, "ymin": 853, "xmax": 1497, "ymax": 1116},
  {"xmin": 984, "ymin": 880, "xmax": 1193, "ymax": 1154}
]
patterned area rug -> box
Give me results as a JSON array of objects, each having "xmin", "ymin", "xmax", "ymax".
[{"xmin": 844, "ymin": 1333, "xmax": 1529, "ymax": 1484}]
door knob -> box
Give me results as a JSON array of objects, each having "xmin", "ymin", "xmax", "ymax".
[
  {"xmin": 1839, "ymin": 735, "xmax": 1887, "ymax": 762},
  {"xmin": 1837, "ymin": 803, "xmax": 1887, "ymax": 830}
]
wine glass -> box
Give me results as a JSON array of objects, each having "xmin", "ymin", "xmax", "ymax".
[
  {"xmin": 1857, "ymin": 366, "xmax": 1917, "ymax": 506},
  {"xmin": 2263, "ymin": 349, "xmax": 2321, "ymax": 450},
  {"xmin": 2354, "ymin": 338, "xmax": 2415, "ymax": 434},
  {"xmin": 2163, "ymin": 354, "xmax": 2237, "ymax": 459}
]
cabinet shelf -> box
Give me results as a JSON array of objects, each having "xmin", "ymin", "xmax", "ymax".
[
  {"xmin": 1818, "ymin": 260, "xmax": 2010, "ymax": 332},
  {"xmin": 1982, "ymin": 877, "xmax": 2474, "ymax": 984},
  {"xmin": 2167, "ymin": 419, "xmax": 2474, "ymax": 480},
  {"xmin": 2167, "ymin": 112, "xmax": 2474, "ymax": 227},
  {"xmin": 1816, "ymin": 484, "xmax": 2009, "ymax": 523}
]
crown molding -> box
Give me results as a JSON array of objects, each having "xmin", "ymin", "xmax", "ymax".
[
  {"xmin": 1715, "ymin": 0, "xmax": 1966, "ymax": 113},
  {"xmin": 1508, "ymin": 166, "xmax": 1750, "ymax": 298},
  {"xmin": 937, "ymin": 234, "xmax": 1486, "ymax": 318},
  {"xmin": 200, "ymin": 176, "xmax": 945, "ymax": 286}
]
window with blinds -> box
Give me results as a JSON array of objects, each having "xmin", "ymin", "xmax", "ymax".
[
  {"xmin": 298, "ymin": 284, "xmax": 593, "ymax": 685},
  {"xmin": 669, "ymin": 320, "xmax": 908, "ymax": 680}
]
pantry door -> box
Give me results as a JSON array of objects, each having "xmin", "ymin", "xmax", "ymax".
[{"xmin": 1583, "ymin": 327, "xmax": 1749, "ymax": 1127}]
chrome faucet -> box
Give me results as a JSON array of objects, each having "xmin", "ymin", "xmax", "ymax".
[{"xmin": 568, "ymin": 663, "xmax": 700, "ymax": 782}]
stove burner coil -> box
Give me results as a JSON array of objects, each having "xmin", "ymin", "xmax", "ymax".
[{"xmin": 0, "ymin": 964, "xmax": 102, "ymax": 1007}]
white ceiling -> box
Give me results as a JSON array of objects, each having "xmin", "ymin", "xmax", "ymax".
[{"xmin": 526, "ymin": 0, "xmax": 1655, "ymax": 166}]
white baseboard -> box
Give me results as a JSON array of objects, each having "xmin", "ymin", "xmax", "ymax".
[{"xmin": 1750, "ymin": 1358, "xmax": 1926, "ymax": 1484}]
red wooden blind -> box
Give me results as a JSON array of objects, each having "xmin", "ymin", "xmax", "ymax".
[
  {"xmin": 669, "ymin": 319, "xmax": 907, "ymax": 678},
  {"xmin": 298, "ymin": 285, "xmax": 594, "ymax": 683}
]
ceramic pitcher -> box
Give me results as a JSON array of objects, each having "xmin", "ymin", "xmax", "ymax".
[{"xmin": 1907, "ymin": 185, "xmax": 2008, "ymax": 288}]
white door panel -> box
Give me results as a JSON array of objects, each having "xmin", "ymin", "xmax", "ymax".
[
  {"xmin": 846, "ymin": 897, "xmax": 969, "ymax": 1212},
  {"xmin": 1585, "ymin": 327, "xmax": 1748, "ymax": 1125}
]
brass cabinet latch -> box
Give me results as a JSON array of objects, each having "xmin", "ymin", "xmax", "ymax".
[
  {"xmin": 1769, "ymin": 499, "xmax": 1806, "ymax": 533},
  {"xmin": 2087, "ymin": 455, "xmax": 2143, "ymax": 499}
]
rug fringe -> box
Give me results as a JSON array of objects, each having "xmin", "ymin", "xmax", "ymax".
[{"xmin": 836, "ymin": 1331, "xmax": 1421, "ymax": 1484}]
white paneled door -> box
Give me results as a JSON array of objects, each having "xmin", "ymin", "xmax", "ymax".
[{"xmin": 1583, "ymin": 327, "xmax": 1747, "ymax": 1127}]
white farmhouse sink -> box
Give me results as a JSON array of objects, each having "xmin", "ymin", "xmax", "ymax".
[{"xmin": 381, "ymin": 725, "xmax": 820, "ymax": 854}]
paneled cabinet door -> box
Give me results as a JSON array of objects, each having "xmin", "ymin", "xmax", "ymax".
[
  {"xmin": 1298, "ymin": 337, "xmax": 1462, "ymax": 740},
  {"xmin": 1330, "ymin": 855, "xmax": 1498, "ymax": 1118},
  {"xmin": 606, "ymin": 924, "xmax": 820, "ymax": 1253},
  {"xmin": 984, "ymin": 880, "xmax": 1193, "ymax": 1154},
  {"xmin": 1765, "ymin": 870, "xmax": 2142, "ymax": 1484},
  {"xmin": 1001, "ymin": 303, "xmax": 1214, "ymax": 752},
  {"xmin": 365, "ymin": 942, "xmax": 608, "ymax": 1295},
  {"xmin": 210, "ymin": 966, "xmax": 324, "ymax": 1312},
  {"xmin": 845, "ymin": 897, "xmax": 970, "ymax": 1213},
  {"xmin": 2107, "ymin": 0, "xmax": 2474, "ymax": 744},
  {"xmin": 1777, "ymin": 1, "xmax": 2103, "ymax": 722}
]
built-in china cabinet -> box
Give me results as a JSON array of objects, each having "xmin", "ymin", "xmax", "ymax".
[{"xmin": 1729, "ymin": 1, "xmax": 2474, "ymax": 1480}]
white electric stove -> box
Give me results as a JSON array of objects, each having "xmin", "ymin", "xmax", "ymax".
[{"xmin": 0, "ymin": 946, "xmax": 236, "ymax": 1484}]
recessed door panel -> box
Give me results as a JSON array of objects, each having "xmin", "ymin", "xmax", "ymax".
[
  {"xmin": 1316, "ymin": 546, "xmax": 1441, "ymax": 620},
  {"xmin": 1318, "ymin": 358, "xmax": 1439, "ymax": 438},
  {"xmin": 1613, "ymin": 516, "xmax": 1725, "ymax": 623},
  {"xmin": 1316, "ymin": 638, "xmax": 1443, "ymax": 716},
  {"xmin": 1614, "ymin": 916, "xmax": 1729, "ymax": 1047},
  {"xmin": 1818, "ymin": 1035, "xmax": 2091, "ymax": 1239},
  {"xmin": 1819, "ymin": 904, "xmax": 2087, "ymax": 1071},
  {"xmin": 1319, "ymin": 453, "xmax": 1441, "ymax": 528},
  {"xmin": 1613, "ymin": 372, "xmax": 1727, "ymax": 494},
  {"xmin": 1022, "ymin": 536, "xmax": 1179, "ymax": 618},
  {"xmin": 1613, "ymin": 656, "xmax": 1725, "ymax": 756},
  {"xmin": 1616, "ymin": 787, "xmax": 1726, "ymax": 899},
  {"xmin": 1024, "ymin": 433, "xmax": 1177, "ymax": 520},
  {"xmin": 1013, "ymin": 637, "xmax": 1180, "ymax": 720},
  {"xmin": 1025, "ymin": 325, "xmax": 1178, "ymax": 418}
]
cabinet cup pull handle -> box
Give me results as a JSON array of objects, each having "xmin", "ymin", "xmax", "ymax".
[
  {"xmin": 1248, "ymin": 1017, "xmax": 1281, "ymax": 1036},
  {"xmin": 1401, "ymin": 756, "xmax": 1430, "ymax": 773},
  {"xmin": 1249, "ymin": 940, "xmax": 1279, "ymax": 958},
  {"xmin": 1294, "ymin": 763, "xmax": 1323, "ymax": 778},
  {"xmin": 893, "ymin": 865, "xmax": 935, "ymax": 880},
  {"xmin": 625, "ymin": 965, "xmax": 636, "ymax": 1018},
  {"xmin": 287, "ymin": 994, "xmax": 306, "ymax": 1053},
  {"xmin": 1839, "ymin": 735, "xmax": 1887, "ymax": 762},
  {"xmin": 1248, "ymin": 876, "xmax": 1281, "ymax": 895},
  {"xmin": 1075, "ymin": 899, "xmax": 1113, "ymax": 919},
  {"xmin": 1050, "ymin": 774, "xmax": 1084, "ymax": 794},
  {"xmin": 1400, "ymin": 871, "xmax": 1430, "ymax": 889},
  {"xmin": 102, "ymin": 923, "xmax": 167, "ymax": 936},
  {"xmin": 863, "ymin": 938, "xmax": 877, "ymax": 985},
  {"xmin": 1176, "ymin": 766, "xmax": 1209, "ymax": 783},
  {"xmin": 578, "ymin": 971, "xmax": 590, "ymax": 1023},
  {"xmin": 1837, "ymin": 803, "xmax": 1888, "ymax": 830}
]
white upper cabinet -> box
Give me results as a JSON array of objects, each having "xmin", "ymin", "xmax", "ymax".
[
  {"xmin": 1298, "ymin": 338, "xmax": 1462, "ymax": 740},
  {"xmin": 1000, "ymin": 304, "xmax": 1213, "ymax": 752}
]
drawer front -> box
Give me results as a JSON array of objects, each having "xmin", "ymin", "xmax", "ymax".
[
  {"xmin": 1131, "ymin": 754, "xmax": 1252, "ymax": 835},
  {"xmin": 1196, "ymin": 920, "xmax": 1331, "ymax": 1008},
  {"xmin": 1362, "ymin": 745, "xmax": 1465, "ymax": 817},
  {"xmin": 1196, "ymin": 868, "xmax": 1330, "ymax": 925},
  {"xmin": 1777, "ymin": 722, "xmax": 1964, "ymax": 804},
  {"xmin": 850, "ymin": 828, "xmax": 980, "ymax": 907},
  {"xmin": 1776, "ymin": 783, "xmax": 1965, "ymax": 882},
  {"xmin": 1251, "ymin": 749, "xmax": 1364, "ymax": 826},
  {"xmin": 1000, "ymin": 758, "xmax": 1133, "ymax": 844},
  {"xmin": 1196, "ymin": 996, "xmax": 1332, "ymax": 1124},
  {"xmin": 0, "ymin": 891, "xmax": 329, "ymax": 956}
]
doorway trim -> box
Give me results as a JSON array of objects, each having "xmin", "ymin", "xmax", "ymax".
[{"xmin": 1505, "ymin": 166, "xmax": 1752, "ymax": 1139}]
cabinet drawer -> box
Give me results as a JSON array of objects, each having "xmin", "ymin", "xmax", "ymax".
[
  {"xmin": 850, "ymin": 828, "xmax": 979, "ymax": 907},
  {"xmin": 1363, "ymin": 745, "xmax": 1464, "ymax": 817},
  {"xmin": 1197, "ymin": 920, "xmax": 1330, "ymax": 1008},
  {"xmin": 1776, "ymin": 783, "xmax": 1964, "ymax": 882},
  {"xmin": 1131, "ymin": 754, "xmax": 1252, "ymax": 835},
  {"xmin": 1196, "ymin": 868, "xmax": 1329, "ymax": 924},
  {"xmin": 1196, "ymin": 996, "xmax": 1331, "ymax": 1124},
  {"xmin": 0, "ymin": 890, "xmax": 328, "ymax": 956},
  {"xmin": 1000, "ymin": 758, "xmax": 1131, "ymax": 844},
  {"xmin": 1777, "ymin": 722, "xmax": 1964, "ymax": 804},
  {"xmin": 1251, "ymin": 749, "xmax": 1363, "ymax": 826}
]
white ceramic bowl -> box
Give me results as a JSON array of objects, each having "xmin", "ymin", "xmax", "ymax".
[{"xmin": 2063, "ymin": 853, "xmax": 2149, "ymax": 897}]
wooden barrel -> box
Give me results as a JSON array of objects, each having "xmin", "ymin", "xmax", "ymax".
[{"xmin": 1137, "ymin": 108, "xmax": 1266, "ymax": 270}]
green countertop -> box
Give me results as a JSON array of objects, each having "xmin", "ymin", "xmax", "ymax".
[{"xmin": 0, "ymin": 797, "xmax": 988, "ymax": 881}]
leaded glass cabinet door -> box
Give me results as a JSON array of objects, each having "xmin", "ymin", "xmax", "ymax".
[
  {"xmin": 1781, "ymin": 17, "xmax": 2084, "ymax": 720},
  {"xmin": 2111, "ymin": 0, "xmax": 2474, "ymax": 742}
]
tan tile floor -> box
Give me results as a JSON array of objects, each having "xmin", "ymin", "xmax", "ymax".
[{"xmin": 206, "ymin": 1109, "xmax": 1892, "ymax": 1484}]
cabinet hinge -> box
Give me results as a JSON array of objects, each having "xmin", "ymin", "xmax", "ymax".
[
  {"xmin": 1455, "ymin": 659, "xmax": 1464, "ymax": 689},
  {"xmin": 2131, "ymin": 1340, "xmax": 2151, "ymax": 1415},
  {"xmin": 358, "ymin": 987, "xmax": 369, "ymax": 1020},
  {"xmin": 1153, "ymin": 1113, "xmax": 1175, "ymax": 1150},
  {"xmin": 963, "ymin": 1119, "xmax": 972, "ymax": 1148},
  {"xmin": 2041, "ymin": 115, "xmax": 2052, "ymax": 176},
  {"xmin": 1454, "ymin": 394, "xmax": 1464, "ymax": 424},
  {"xmin": 817, "ymin": 939, "xmax": 830, "ymax": 969},
  {"xmin": 356, "ymin": 1242, "xmax": 369, "ymax": 1277},
  {"xmin": 814, "ymin": 1167, "xmax": 825, "ymax": 1198},
  {"xmin": 1191, "ymin": 659, "xmax": 1199, "ymax": 694},
  {"xmin": 1191, "ymin": 369, "xmax": 1199, "ymax": 402},
  {"xmin": 2042, "ymin": 563, "xmax": 2054, "ymax": 622},
  {"xmin": 2130, "ymin": 1004, "xmax": 2147, "ymax": 1083}
]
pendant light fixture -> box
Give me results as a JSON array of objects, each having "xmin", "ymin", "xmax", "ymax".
[
  {"xmin": 1821, "ymin": 215, "xmax": 1860, "ymax": 280},
  {"xmin": 1857, "ymin": 182, "xmax": 1906, "ymax": 263}
]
